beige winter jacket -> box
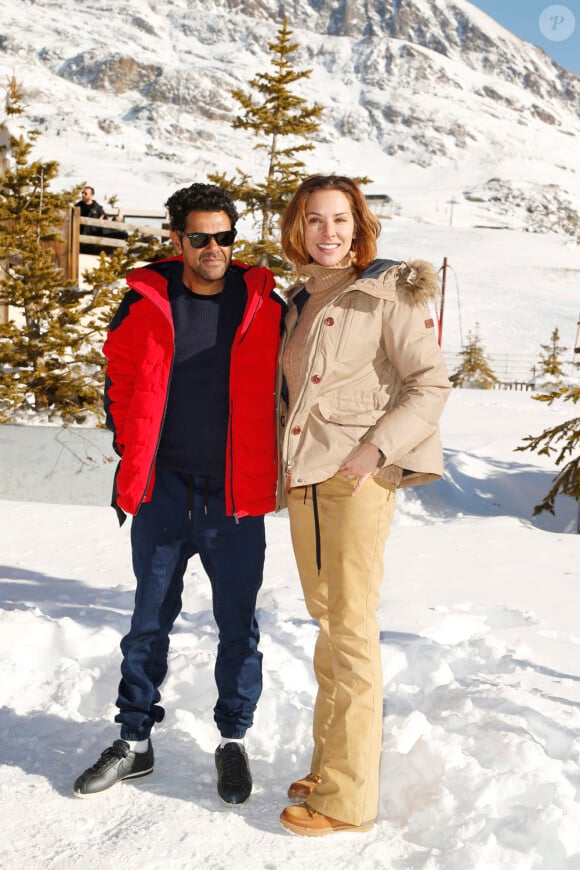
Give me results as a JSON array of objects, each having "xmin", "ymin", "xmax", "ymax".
[{"xmin": 277, "ymin": 258, "xmax": 451, "ymax": 507}]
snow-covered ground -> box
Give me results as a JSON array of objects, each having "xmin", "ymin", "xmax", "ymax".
[
  {"xmin": 1, "ymin": 387, "xmax": 579, "ymax": 870},
  {"xmin": 375, "ymin": 222, "xmax": 580, "ymax": 357}
]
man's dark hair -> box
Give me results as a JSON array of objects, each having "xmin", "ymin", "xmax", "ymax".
[{"xmin": 165, "ymin": 183, "xmax": 239, "ymax": 232}]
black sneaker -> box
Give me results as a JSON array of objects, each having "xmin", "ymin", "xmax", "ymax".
[
  {"xmin": 215, "ymin": 742, "xmax": 252, "ymax": 804},
  {"xmin": 73, "ymin": 739, "xmax": 154, "ymax": 798}
]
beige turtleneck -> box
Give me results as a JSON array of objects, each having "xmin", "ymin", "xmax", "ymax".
[{"xmin": 283, "ymin": 260, "xmax": 357, "ymax": 410}]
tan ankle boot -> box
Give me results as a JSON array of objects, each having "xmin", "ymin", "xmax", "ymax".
[{"xmin": 287, "ymin": 773, "xmax": 322, "ymax": 801}]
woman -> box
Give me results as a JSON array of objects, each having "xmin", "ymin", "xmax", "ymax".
[{"xmin": 277, "ymin": 175, "xmax": 451, "ymax": 836}]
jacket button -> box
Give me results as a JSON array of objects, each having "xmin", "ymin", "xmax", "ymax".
[
  {"xmin": 311, "ymin": 375, "xmax": 321, "ymax": 384},
  {"xmin": 291, "ymin": 426, "xmax": 302, "ymax": 435},
  {"xmin": 324, "ymin": 317, "xmax": 334, "ymax": 326}
]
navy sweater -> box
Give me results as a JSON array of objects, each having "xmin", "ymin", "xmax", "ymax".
[{"xmin": 156, "ymin": 266, "xmax": 247, "ymax": 476}]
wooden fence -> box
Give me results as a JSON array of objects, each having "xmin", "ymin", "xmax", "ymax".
[
  {"xmin": 57, "ymin": 206, "xmax": 171, "ymax": 282},
  {"xmin": 442, "ymin": 352, "xmax": 540, "ymax": 390}
]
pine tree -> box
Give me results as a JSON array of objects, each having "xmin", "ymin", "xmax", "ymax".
[
  {"xmin": 449, "ymin": 325, "xmax": 499, "ymax": 389},
  {"xmin": 208, "ymin": 18, "xmax": 324, "ymax": 275},
  {"xmin": 0, "ymin": 77, "xmax": 99, "ymax": 421},
  {"xmin": 0, "ymin": 78, "xmax": 174, "ymax": 423},
  {"xmin": 516, "ymin": 384, "xmax": 580, "ymax": 518},
  {"xmin": 538, "ymin": 326, "xmax": 567, "ymax": 383}
]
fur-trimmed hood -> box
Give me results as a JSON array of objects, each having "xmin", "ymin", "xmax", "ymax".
[{"xmin": 355, "ymin": 258, "xmax": 441, "ymax": 306}]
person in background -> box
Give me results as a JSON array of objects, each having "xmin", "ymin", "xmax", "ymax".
[
  {"xmin": 73, "ymin": 183, "xmax": 283, "ymax": 805},
  {"xmin": 75, "ymin": 185, "xmax": 106, "ymax": 234},
  {"xmin": 277, "ymin": 174, "xmax": 450, "ymax": 836}
]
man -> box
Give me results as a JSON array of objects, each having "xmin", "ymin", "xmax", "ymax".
[
  {"xmin": 73, "ymin": 183, "xmax": 283, "ymax": 804},
  {"xmin": 75, "ymin": 185, "xmax": 106, "ymax": 234}
]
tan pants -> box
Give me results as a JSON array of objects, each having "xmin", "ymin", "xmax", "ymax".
[{"xmin": 287, "ymin": 473, "xmax": 396, "ymax": 825}]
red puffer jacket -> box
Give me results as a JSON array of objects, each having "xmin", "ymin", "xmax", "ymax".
[{"xmin": 103, "ymin": 256, "xmax": 283, "ymax": 521}]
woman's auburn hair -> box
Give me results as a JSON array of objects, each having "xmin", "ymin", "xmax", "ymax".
[{"xmin": 280, "ymin": 175, "xmax": 381, "ymax": 273}]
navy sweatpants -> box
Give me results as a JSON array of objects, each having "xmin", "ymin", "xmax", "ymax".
[{"xmin": 115, "ymin": 467, "xmax": 265, "ymax": 741}]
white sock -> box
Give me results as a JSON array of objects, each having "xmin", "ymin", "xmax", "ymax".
[
  {"xmin": 126, "ymin": 738, "xmax": 149, "ymax": 753},
  {"xmin": 220, "ymin": 737, "xmax": 245, "ymax": 748}
]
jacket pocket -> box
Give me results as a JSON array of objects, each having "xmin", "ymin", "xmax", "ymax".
[{"xmin": 317, "ymin": 395, "xmax": 385, "ymax": 426}]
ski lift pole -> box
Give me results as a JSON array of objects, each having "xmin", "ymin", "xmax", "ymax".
[{"xmin": 438, "ymin": 256, "xmax": 447, "ymax": 347}]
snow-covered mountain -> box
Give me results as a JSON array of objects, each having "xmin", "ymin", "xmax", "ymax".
[
  {"xmin": 2, "ymin": 0, "xmax": 580, "ymax": 356},
  {"xmin": 2, "ymin": 0, "xmax": 580, "ymax": 235}
]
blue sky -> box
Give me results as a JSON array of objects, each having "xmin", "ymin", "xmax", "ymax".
[{"xmin": 467, "ymin": 0, "xmax": 579, "ymax": 73}]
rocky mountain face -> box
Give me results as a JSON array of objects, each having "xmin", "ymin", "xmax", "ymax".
[
  {"xmin": 2, "ymin": 0, "xmax": 579, "ymax": 232},
  {"xmin": 213, "ymin": 0, "xmax": 580, "ymax": 100},
  {"xmin": 463, "ymin": 179, "xmax": 579, "ymax": 236}
]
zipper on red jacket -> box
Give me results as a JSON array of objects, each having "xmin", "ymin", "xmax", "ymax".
[{"xmin": 228, "ymin": 401, "xmax": 239, "ymax": 524}]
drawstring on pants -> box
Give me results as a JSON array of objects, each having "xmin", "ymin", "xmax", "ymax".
[
  {"xmin": 186, "ymin": 475, "xmax": 210, "ymax": 518},
  {"xmin": 311, "ymin": 484, "xmax": 321, "ymax": 575},
  {"xmin": 203, "ymin": 477, "xmax": 210, "ymax": 516},
  {"xmin": 187, "ymin": 476, "xmax": 193, "ymax": 520}
]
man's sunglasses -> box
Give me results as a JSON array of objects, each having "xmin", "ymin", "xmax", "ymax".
[{"xmin": 179, "ymin": 229, "xmax": 237, "ymax": 249}]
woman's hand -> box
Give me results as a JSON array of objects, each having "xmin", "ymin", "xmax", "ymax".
[{"xmin": 339, "ymin": 443, "xmax": 383, "ymax": 495}]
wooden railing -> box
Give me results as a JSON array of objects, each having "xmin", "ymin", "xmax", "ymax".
[
  {"xmin": 57, "ymin": 206, "xmax": 171, "ymax": 281},
  {"xmin": 443, "ymin": 351, "xmax": 539, "ymax": 387},
  {"xmin": 494, "ymin": 381, "xmax": 536, "ymax": 391}
]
